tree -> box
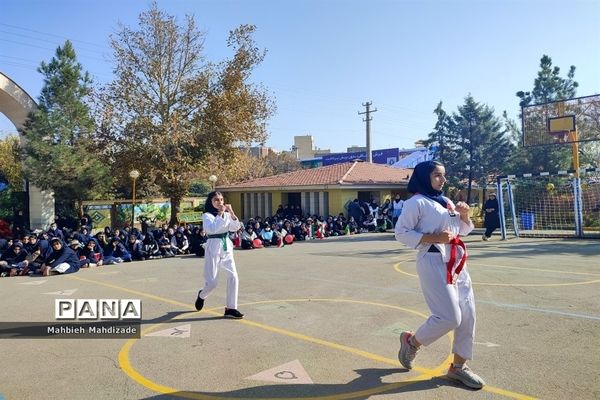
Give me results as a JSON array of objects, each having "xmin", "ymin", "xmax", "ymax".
[
  {"xmin": 0, "ymin": 135, "xmax": 23, "ymax": 188},
  {"xmin": 22, "ymin": 41, "xmax": 112, "ymax": 218},
  {"xmin": 427, "ymin": 96, "xmax": 513, "ymax": 202},
  {"xmin": 0, "ymin": 135, "xmax": 24, "ymax": 223},
  {"xmin": 510, "ymin": 55, "xmax": 578, "ymax": 172},
  {"xmin": 426, "ymin": 101, "xmax": 454, "ymax": 166},
  {"xmin": 99, "ymin": 3, "xmax": 274, "ymax": 224}
]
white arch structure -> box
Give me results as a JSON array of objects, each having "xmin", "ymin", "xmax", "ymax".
[{"xmin": 0, "ymin": 71, "xmax": 55, "ymax": 230}]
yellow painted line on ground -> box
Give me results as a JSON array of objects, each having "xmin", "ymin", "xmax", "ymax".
[
  {"xmin": 69, "ymin": 275, "xmax": 537, "ymax": 399},
  {"xmin": 393, "ymin": 261, "xmax": 600, "ymax": 287}
]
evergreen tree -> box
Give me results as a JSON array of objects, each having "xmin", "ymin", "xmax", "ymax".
[
  {"xmin": 449, "ymin": 95, "xmax": 513, "ymax": 202},
  {"xmin": 509, "ymin": 55, "xmax": 578, "ymax": 172},
  {"xmin": 428, "ymin": 96, "xmax": 513, "ymax": 202},
  {"xmin": 22, "ymin": 41, "xmax": 111, "ymax": 218},
  {"xmin": 426, "ymin": 101, "xmax": 454, "ymax": 166}
]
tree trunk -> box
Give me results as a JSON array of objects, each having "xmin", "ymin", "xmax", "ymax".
[
  {"xmin": 169, "ymin": 196, "xmax": 182, "ymax": 226},
  {"xmin": 467, "ymin": 171, "xmax": 473, "ymax": 204},
  {"xmin": 77, "ymin": 199, "xmax": 84, "ymax": 219}
]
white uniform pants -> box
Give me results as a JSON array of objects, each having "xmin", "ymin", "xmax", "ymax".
[
  {"xmin": 200, "ymin": 241, "xmax": 239, "ymax": 310},
  {"xmin": 414, "ymin": 253, "xmax": 476, "ymax": 360}
]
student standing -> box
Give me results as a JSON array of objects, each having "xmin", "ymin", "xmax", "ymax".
[
  {"xmin": 394, "ymin": 160, "xmax": 485, "ymax": 389},
  {"xmin": 482, "ymin": 193, "xmax": 500, "ymax": 241},
  {"xmin": 194, "ymin": 191, "xmax": 244, "ymax": 319}
]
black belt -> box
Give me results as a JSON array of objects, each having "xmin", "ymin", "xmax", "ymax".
[{"xmin": 428, "ymin": 245, "xmax": 440, "ymax": 253}]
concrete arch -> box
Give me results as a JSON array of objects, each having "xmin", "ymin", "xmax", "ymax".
[{"xmin": 0, "ymin": 71, "xmax": 54, "ymax": 230}]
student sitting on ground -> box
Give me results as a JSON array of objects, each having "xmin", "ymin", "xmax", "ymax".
[
  {"xmin": 140, "ymin": 234, "xmax": 162, "ymax": 259},
  {"xmin": 125, "ymin": 235, "xmax": 145, "ymax": 261},
  {"xmin": 104, "ymin": 237, "xmax": 132, "ymax": 263},
  {"xmin": 0, "ymin": 241, "xmax": 29, "ymax": 277},
  {"xmin": 156, "ymin": 233, "xmax": 176, "ymax": 258},
  {"xmin": 68, "ymin": 239, "xmax": 90, "ymax": 268},
  {"xmin": 78, "ymin": 239, "xmax": 103, "ymax": 267},
  {"xmin": 172, "ymin": 230, "xmax": 190, "ymax": 255},
  {"xmin": 189, "ymin": 227, "xmax": 207, "ymax": 257},
  {"xmin": 259, "ymin": 224, "xmax": 275, "ymax": 247},
  {"xmin": 241, "ymin": 225, "xmax": 257, "ymax": 249},
  {"xmin": 40, "ymin": 237, "xmax": 80, "ymax": 276}
]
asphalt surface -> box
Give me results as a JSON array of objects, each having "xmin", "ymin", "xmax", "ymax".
[{"xmin": 1, "ymin": 231, "xmax": 599, "ymax": 400}]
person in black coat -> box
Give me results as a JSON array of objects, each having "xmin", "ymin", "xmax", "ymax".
[{"xmin": 483, "ymin": 193, "xmax": 500, "ymax": 241}]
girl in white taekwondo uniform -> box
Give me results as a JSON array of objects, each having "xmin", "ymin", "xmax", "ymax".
[
  {"xmin": 194, "ymin": 191, "xmax": 244, "ymax": 319},
  {"xmin": 395, "ymin": 161, "xmax": 485, "ymax": 389}
]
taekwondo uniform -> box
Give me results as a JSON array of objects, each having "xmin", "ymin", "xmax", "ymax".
[
  {"xmin": 200, "ymin": 212, "xmax": 242, "ymax": 310},
  {"xmin": 395, "ymin": 194, "xmax": 476, "ymax": 360}
]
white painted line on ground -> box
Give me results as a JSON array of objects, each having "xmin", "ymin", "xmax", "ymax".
[
  {"xmin": 474, "ymin": 341, "xmax": 500, "ymax": 348},
  {"xmin": 43, "ymin": 289, "xmax": 78, "ymax": 296},
  {"xmin": 479, "ymin": 300, "xmax": 600, "ymax": 321}
]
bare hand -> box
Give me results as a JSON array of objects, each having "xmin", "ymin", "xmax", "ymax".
[
  {"xmin": 454, "ymin": 201, "xmax": 470, "ymax": 215},
  {"xmin": 436, "ymin": 230, "xmax": 455, "ymax": 243}
]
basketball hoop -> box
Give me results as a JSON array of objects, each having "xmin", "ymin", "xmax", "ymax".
[
  {"xmin": 547, "ymin": 115, "xmax": 576, "ymax": 144},
  {"xmin": 549, "ymin": 130, "xmax": 569, "ymax": 143}
]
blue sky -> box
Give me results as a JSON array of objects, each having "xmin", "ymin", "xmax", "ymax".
[{"xmin": 1, "ymin": 0, "xmax": 599, "ymax": 153}]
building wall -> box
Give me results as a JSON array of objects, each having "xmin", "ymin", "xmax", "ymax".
[
  {"xmin": 223, "ymin": 188, "xmax": 409, "ymax": 222},
  {"xmin": 294, "ymin": 135, "xmax": 314, "ymax": 160}
]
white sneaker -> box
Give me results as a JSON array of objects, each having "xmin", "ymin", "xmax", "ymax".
[
  {"xmin": 447, "ymin": 364, "xmax": 485, "ymax": 389},
  {"xmin": 482, "ymin": 235, "xmax": 489, "ymax": 241}
]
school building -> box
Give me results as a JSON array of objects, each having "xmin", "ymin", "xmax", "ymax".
[{"xmin": 217, "ymin": 161, "xmax": 413, "ymax": 220}]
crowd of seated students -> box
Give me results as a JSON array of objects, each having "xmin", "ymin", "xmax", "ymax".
[{"xmin": 0, "ymin": 201, "xmax": 396, "ymax": 277}]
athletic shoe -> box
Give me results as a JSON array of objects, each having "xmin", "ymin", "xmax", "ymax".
[
  {"xmin": 482, "ymin": 235, "xmax": 489, "ymax": 241},
  {"xmin": 194, "ymin": 291, "xmax": 204, "ymax": 311},
  {"xmin": 447, "ymin": 364, "xmax": 485, "ymax": 389},
  {"xmin": 224, "ymin": 308, "xmax": 244, "ymax": 319},
  {"xmin": 398, "ymin": 331, "xmax": 419, "ymax": 369}
]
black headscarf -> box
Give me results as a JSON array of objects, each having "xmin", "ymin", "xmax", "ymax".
[
  {"xmin": 407, "ymin": 161, "xmax": 448, "ymax": 208},
  {"xmin": 204, "ymin": 191, "xmax": 223, "ymax": 216}
]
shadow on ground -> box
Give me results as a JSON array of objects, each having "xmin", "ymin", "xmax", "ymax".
[{"xmin": 139, "ymin": 367, "xmax": 475, "ymax": 399}]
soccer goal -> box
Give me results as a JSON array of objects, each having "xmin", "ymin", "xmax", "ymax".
[{"xmin": 497, "ymin": 168, "xmax": 600, "ymax": 239}]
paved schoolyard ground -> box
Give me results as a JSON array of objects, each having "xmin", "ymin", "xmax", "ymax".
[{"xmin": 1, "ymin": 231, "xmax": 599, "ymax": 400}]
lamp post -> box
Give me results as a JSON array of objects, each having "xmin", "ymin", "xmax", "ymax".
[
  {"xmin": 129, "ymin": 169, "xmax": 140, "ymax": 228},
  {"xmin": 208, "ymin": 175, "xmax": 218, "ymax": 191}
]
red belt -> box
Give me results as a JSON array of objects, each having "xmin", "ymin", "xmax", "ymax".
[{"xmin": 446, "ymin": 236, "xmax": 468, "ymax": 284}]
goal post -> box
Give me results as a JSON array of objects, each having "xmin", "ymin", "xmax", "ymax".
[{"xmin": 497, "ymin": 168, "xmax": 600, "ymax": 239}]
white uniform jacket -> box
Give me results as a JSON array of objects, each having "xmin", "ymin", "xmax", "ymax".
[
  {"xmin": 395, "ymin": 194, "xmax": 473, "ymax": 265},
  {"xmin": 202, "ymin": 212, "xmax": 241, "ymax": 253}
]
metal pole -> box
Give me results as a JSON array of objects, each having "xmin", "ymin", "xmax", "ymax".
[
  {"xmin": 497, "ymin": 177, "xmax": 506, "ymax": 240},
  {"xmin": 131, "ymin": 177, "xmax": 136, "ymax": 228}
]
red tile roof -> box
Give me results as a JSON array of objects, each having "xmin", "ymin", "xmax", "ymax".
[{"xmin": 218, "ymin": 161, "xmax": 413, "ymax": 190}]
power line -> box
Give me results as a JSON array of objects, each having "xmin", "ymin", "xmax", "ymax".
[{"xmin": 0, "ymin": 22, "xmax": 107, "ymax": 49}]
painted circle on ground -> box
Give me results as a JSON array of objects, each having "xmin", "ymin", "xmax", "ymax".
[{"xmin": 119, "ymin": 298, "xmax": 453, "ymax": 399}]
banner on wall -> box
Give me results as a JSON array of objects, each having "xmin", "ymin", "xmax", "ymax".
[{"xmin": 322, "ymin": 148, "xmax": 399, "ymax": 166}]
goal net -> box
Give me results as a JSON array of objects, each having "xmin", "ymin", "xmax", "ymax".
[{"xmin": 498, "ymin": 168, "xmax": 600, "ymax": 238}]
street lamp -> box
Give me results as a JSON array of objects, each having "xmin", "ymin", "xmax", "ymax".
[
  {"xmin": 129, "ymin": 169, "xmax": 140, "ymax": 228},
  {"xmin": 208, "ymin": 175, "xmax": 218, "ymax": 191}
]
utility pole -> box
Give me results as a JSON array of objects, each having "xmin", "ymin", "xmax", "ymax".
[{"xmin": 358, "ymin": 101, "xmax": 377, "ymax": 162}]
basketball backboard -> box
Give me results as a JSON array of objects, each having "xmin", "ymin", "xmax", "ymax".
[{"xmin": 522, "ymin": 94, "xmax": 600, "ymax": 146}]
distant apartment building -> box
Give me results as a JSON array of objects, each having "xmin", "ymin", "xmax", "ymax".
[
  {"xmin": 347, "ymin": 145, "xmax": 366, "ymax": 153},
  {"xmin": 293, "ymin": 135, "xmax": 330, "ymax": 160},
  {"xmin": 248, "ymin": 145, "xmax": 274, "ymax": 158}
]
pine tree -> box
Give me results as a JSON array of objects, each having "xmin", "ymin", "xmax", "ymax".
[
  {"xmin": 510, "ymin": 55, "xmax": 578, "ymax": 172},
  {"xmin": 22, "ymin": 41, "xmax": 111, "ymax": 218},
  {"xmin": 442, "ymin": 95, "xmax": 513, "ymax": 202}
]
